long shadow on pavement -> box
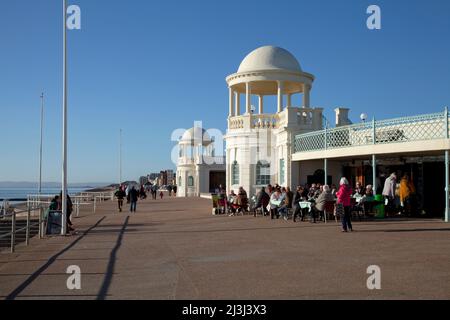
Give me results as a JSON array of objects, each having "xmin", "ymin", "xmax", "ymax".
[
  {"xmin": 5, "ymin": 216, "xmax": 106, "ymax": 300},
  {"xmin": 97, "ymin": 216, "xmax": 129, "ymax": 300}
]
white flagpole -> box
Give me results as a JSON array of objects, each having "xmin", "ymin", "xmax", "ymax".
[
  {"xmin": 119, "ymin": 129, "xmax": 122, "ymax": 185},
  {"xmin": 61, "ymin": 0, "xmax": 68, "ymax": 235},
  {"xmin": 39, "ymin": 93, "xmax": 44, "ymax": 195}
]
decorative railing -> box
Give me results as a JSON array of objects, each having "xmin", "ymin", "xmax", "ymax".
[
  {"xmin": 252, "ymin": 114, "xmax": 280, "ymax": 129},
  {"xmin": 294, "ymin": 110, "xmax": 449, "ymax": 153}
]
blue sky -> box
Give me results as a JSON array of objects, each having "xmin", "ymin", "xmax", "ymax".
[{"xmin": 1, "ymin": 0, "xmax": 450, "ymax": 183}]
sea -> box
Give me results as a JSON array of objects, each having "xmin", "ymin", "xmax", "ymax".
[{"xmin": 0, "ymin": 187, "xmax": 90, "ymax": 201}]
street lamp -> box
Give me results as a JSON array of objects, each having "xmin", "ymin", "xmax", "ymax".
[{"xmin": 361, "ymin": 113, "xmax": 368, "ymax": 123}]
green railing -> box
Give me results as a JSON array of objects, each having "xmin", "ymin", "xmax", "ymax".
[{"xmin": 294, "ymin": 109, "xmax": 449, "ymax": 153}]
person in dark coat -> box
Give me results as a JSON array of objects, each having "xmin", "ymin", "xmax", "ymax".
[
  {"xmin": 129, "ymin": 186, "xmax": 139, "ymax": 213},
  {"xmin": 254, "ymin": 187, "xmax": 270, "ymax": 217},
  {"xmin": 115, "ymin": 185, "xmax": 126, "ymax": 212}
]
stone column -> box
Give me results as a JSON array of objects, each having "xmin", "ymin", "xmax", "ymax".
[
  {"xmin": 303, "ymin": 84, "xmax": 311, "ymax": 108},
  {"xmin": 258, "ymin": 95, "xmax": 264, "ymax": 114},
  {"xmin": 229, "ymin": 87, "xmax": 235, "ymax": 117},
  {"xmin": 235, "ymin": 92, "xmax": 240, "ymax": 116},
  {"xmin": 287, "ymin": 94, "xmax": 292, "ymax": 108},
  {"xmin": 246, "ymin": 82, "xmax": 252, "ymax": 114},
  {"xmin": 277, "ymin": 81, "xmax": 284, "ymax": 113}
]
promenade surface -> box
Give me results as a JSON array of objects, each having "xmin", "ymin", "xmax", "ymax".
[{"xmin": 1, "ymin": 195, "xmax": 449, "ymax": 300}]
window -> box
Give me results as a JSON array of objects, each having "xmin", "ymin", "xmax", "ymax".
[
  {"xmin": 178, "ymin": 176, "xmax": 182, "ymax": 187},
  {"xmin": 231, "ymin": 161, "xmax": 239, "ymax": 185},
  {"xmin": 188, "ymin": 176, "xmax": 194, "ymax": 187},
  {"xmin": 279, "ymin": 159, "xmax": 285, "ymax": 185},
  {"xmin": 256, "ymin": 161, "xmax": 271, "ymax": 185}
]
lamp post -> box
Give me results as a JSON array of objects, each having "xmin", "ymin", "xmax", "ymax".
[
  {"xmin": 39, "ymin": 93, "xmax": 44, "ymax": 196},
  {"xmin": 61, "ymin": 0, "xmax": 68, "ymax": 235},
  {"xmin": 119, "ymin": 129, "xmax": 122, "ymax": 185},
  {"xmin": 360, "ymin": 113, "xmax": 368, "ymax": 123}
]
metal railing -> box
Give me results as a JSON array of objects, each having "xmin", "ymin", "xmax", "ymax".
[
  {"xmin": 294, "ymin": 109, "xmax": 450, "ymax": 153},
  {"xmin": 0, "ymin": 203, "xmax": 45, "ymax": 253}
]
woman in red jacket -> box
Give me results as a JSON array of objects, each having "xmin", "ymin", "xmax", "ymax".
[{"xmin": 336, "ymin": 177, "xmax": 353, "ymax": 232}]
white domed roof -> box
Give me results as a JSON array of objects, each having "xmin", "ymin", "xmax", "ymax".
[
  {"xmin": 238, "ymin": 46, "xmax": 302, "ymax": 73},
  {"xmin": 181, "ymin": 127, "xmax": 211, "ymax": 144}
]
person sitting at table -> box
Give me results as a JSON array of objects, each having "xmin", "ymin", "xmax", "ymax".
[
  {"xmin": 354, "ymin": 182, "xmax": 364, "ymax": 197},
  {"xmin": 278, "ymin": 187, "xmax": 293, "ymax": 221},
  {"xmin": 358, "ymin": 185, "xmax": 375, "ymax": 213},
  {"xmin": 312, "ymin": 185, "xmax": 335, "ymax": 223},
  {"xmin": 292, "ymin": 186, "xmax": 306, "ymax": 222},
  {"xmin": 254, "ymin": 187, "xmax": 270, "ymax": 217},
  {"xmin": 269, "ymin": 188, "xmax": 282, "ymax": 220},
  {"xmin": 236, "ymin": 187, "xmax": 248, "ymax": 213},
  {"xmin": 301, "ymin": 184, "xmax": 310, "ymax": 199}
]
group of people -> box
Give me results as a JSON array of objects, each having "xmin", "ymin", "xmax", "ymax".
[
  {"xmin": 49, "ymin": 192, "xmax": 75, "ymax": 233},
  {"xmin": 115, "ymin": 184, "xmax": 177, "ymax": 213},
  {"xmin": 382, "ymin": 173, "xmax": 417, "ymax": 216},
  {"xmin": 222, "ymin": 178, "xmax": 361, "ymax": 233}
]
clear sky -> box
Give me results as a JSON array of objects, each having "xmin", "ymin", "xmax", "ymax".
[{"xmin": 1, "ymin": 0, "xmax": 450, "ymax": 183}]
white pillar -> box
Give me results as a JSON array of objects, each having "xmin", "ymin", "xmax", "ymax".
[
  {"xmin": 277, "ymin": 81, "xmax": 284, "ymax": 113},
  {"xmin": 258, "ymin": 95, "xmax": 264, "ymax": 114},
  {"xmin": 303, "ymin": 84, "xmax": 311, "ymax": 108},
  {"xmin": 246, "ymin": 82, "xmax": 251, "ymax": 114},
  {"xmin": 287, "ymin": 94, "xmax": 292, "ymax": 108},
  {"xmin": 235, "ymin": 92, "xmax": 240, "ymax": 116},
  {"xmin": 229, "ymin": 87, "xmax": 235, "ymax": 117}
]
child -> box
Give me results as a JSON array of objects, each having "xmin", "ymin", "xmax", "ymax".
[{"xmin": 160, "ymin": 191, "xmax": 164, "ymax": 200}]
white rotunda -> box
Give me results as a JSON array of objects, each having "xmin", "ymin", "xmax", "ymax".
[
  {"xmin": 224, "ymin": 46, "xmax": 325, "ymax": 197},
  {"xmin": 177, "ymin": 126, "xmax": 226, "ymax": 197}
]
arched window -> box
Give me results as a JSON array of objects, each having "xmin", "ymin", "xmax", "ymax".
[
  {"xmin": 188, "ymin": 176, "xmax": 194, "ymax": 187},
  {"xmin": 231, "ymin": 161, "xmax": 239, "ymax": 185},
  {"xmin": 256, "ymin": 161, "xmax": 271, "ymax": 185}
]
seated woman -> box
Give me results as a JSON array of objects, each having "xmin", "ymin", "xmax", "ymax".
[
  {"xmin": 359, "ymin": 185, "xmax": 375, "ymax": 213},
  {"xmin": 230, "ymin": 187, "xmax": 248, "ymax": 215},
  {"xmin": 312, "ymin": 185, "xmax": 335, "ymax": 223},
  {"xmin": 269, "ymin": 188, "xmax": 283, "ymax": 220},
  {"xmin": 354, "ymin": 182, "xmax": 364, "ymax": 197}
]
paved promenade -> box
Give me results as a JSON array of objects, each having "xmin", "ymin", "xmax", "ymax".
[{"xmin": 1, "ymin": 195, "xmax": 449, "ymax": 300}]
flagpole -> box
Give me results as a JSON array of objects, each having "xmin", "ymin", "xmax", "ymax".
[
  {"xmin": 119, "ymin": 129, "xmax": 122, "ymax": 185},
  {"xmin": 39, "ymin": 93, "xmax": 44, "ymax": 195},
  {"xmin": 61, "ymin": 0, "xmax": 68, "ymax": 235}
]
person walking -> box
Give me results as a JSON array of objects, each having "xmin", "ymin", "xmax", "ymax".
[
  {"xmin": 160, "ymin": 191, "xmax": 164, "ymax": 200},
  {"xmin": 336, "ymin": 178, "xmax": 353, "ymax": 232},
  {"xmin": 382, "ymin": 173, "xmax": 397, "ymax": 216},
  {"xmin": 129, "ymin": 186, "xmax": 138, "ymax": 213},
  {"xmin": 115, "ymin": 185, "xmax": 126, "ymax": 212}
]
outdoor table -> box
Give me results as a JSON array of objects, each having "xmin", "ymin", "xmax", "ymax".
[{"xmin": 299, "ymin": 201, "xmax": 313, "ymax": 212}]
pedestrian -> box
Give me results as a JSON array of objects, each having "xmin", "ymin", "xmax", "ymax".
[
  {"xmin": 382, "ymin": 173, "xmax": 397, "ymax": 216},
  {"xmin": 115, "ymin": 185, "xmax": 126, "ymax": 212},
  {"xmin": 160, "ymin": 191, "xmax": 164, "ymax": 200},
  {"xmin": 173, "ymin": 185, "xmax": 178, "ymax": 197},
  {"xmin": 129, "ymin": 186, "xmax": 138, "ymax": 212},
  {"xmin": 336, "ymin": 178, "xmax": 353, "ymax": 232}
]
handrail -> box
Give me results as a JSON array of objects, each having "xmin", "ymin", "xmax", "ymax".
[{"xmin": 294, "ymin": 109, "xmax": 450, "ymax": 153}]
